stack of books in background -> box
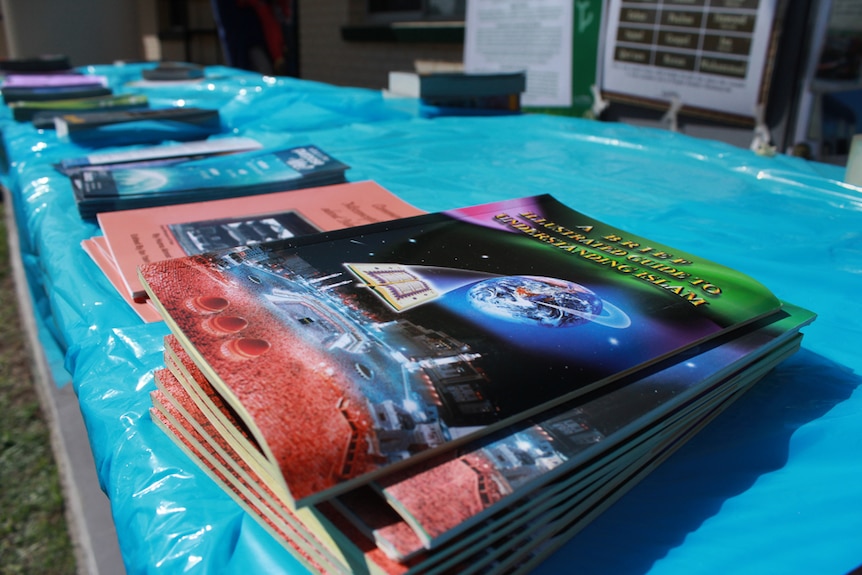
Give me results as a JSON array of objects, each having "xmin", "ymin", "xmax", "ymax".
[
  {"xmin": 386, "ymin": 67, "xmax": 526, "ymax": 116},
  {"xmin": 0, "ymin": 55, "xmax": 140, "ymax": 125},
  {"xmin": 0, "ymin": 58, "xmax": 219, "ymax": 143},
  {"xmin": 0, "ymin": 55, "xmax": 112, "ymax": 105}
]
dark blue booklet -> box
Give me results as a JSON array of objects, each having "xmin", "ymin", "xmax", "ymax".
[
  {"xmin": 54, "ymin": 106, "xmax": 222, "ymax": 146},
  {"xmin": 0, "ymin": 83, "xmax": 112, "ymax": 103}
]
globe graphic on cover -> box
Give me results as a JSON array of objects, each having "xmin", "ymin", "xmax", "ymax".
[{"xmin": 466, "ymin": 276, "xmax": 630, "ymax": 329}]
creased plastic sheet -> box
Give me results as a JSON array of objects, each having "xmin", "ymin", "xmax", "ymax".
[{"xmin": 4, "ymin": 63, "xmax": 860, "ymax": 575}]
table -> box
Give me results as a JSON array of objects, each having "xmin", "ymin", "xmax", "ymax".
[{"xmin": 4, "ymin": 63, "xmax": 860, "ymax": 575}]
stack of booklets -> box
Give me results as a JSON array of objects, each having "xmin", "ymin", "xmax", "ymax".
[
  {"xmin": 0, "ymin": 58, "xmax": 149, "ymax": 125},
  {"xmin": 0, "ymin": 72, "xmax": 112, "ymax": 104},
  {"xmin": 138, "ymin": 194, "xmax": 814, "ymax": 574},
  {"xmin": 68, "ymin": 143, "xmax": 350, "ymax": 218}
]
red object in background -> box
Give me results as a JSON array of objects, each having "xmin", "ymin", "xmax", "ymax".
[
  {"xmin": 213, "ymin": 0, "xmax": 299, "ymax": 76},
  {"xmin": 239, "ymin": 0, "xmax": 292, "ymax": 71}
]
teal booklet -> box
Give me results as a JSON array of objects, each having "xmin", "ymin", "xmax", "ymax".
[{"xmin": 70, "ymin": 145, "xmax": 349, "ymax": 218}]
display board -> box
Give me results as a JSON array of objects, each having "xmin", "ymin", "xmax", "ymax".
[
  {"xmin": 600, "ymin": 0, "xmax": 779, "ymax": 122},
  {"xmin": 464, "ymin": 0, "xmax": 607, "ymax": 117}
]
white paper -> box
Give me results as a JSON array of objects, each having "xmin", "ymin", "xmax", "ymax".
[
  {"xmin": 600, "ymin": 0, "xmax": 777, "ymax": 119},
  {"xmin": 464, "ymin": 0, "xmax": 574, "ymax": 107}
]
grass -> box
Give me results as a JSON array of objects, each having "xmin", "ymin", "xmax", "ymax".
[{"xmin": 0, "ymin": 198, "xmax": 77, "ymax": 575}]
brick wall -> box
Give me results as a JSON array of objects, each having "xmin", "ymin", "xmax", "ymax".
[{"xmin": 298, "ymin": 0, "xmax": 463, "ymax": 90}]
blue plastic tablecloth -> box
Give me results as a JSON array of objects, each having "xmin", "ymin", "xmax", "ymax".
[{"xmin": 3, "ymin": 63, "xmax": 860, "ymax": 575}]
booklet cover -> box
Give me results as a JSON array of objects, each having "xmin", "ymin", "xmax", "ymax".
[
  {"xmin": 71, "ymin": 145, "xmax": 350, "ymax": 217},
  {"xmin": 54, "ymin": 106, "xmax": 222, "ymax": 145},
  {"xmin": 1, "ymin": 73, "xmax": 107, "ymax": 88},
  {"xmin": 1, "ymin": 83, "xmax": 113, "ymax": 104},
  {"xmin": 138, "ymin": 194, "xmax": 783, "ymax": 507},
  {"xmin": 23, "ymin": 94, "xmax": 150, "ymax": 125},
  {"xmin": 58, "ymin": 136, "xmax": 261, "ymax": 172}
]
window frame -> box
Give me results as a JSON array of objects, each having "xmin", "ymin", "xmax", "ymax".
[{"xmin": 365, "ymin": 0, "xmax": 465, "ymax": 24}]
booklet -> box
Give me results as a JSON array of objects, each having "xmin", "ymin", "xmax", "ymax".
[
  {"xmin": 71, "ymin": 145, "xmax": 350, "ymax": 218},
  {"xmin": 18, "ymin": 93, "xmax": 149, "ymax": 125},
  {"xmin": 54, "ymin": 106, "xmax": 222, "ymax": 146},
  {"xmin": 138, "ymin": 193, "xmax": 785, "ymax": 508},
  {"xmin": 95, "ymin": 180, "xmax": 423, "ymax": 303}
]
